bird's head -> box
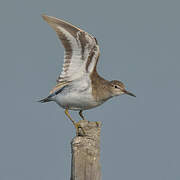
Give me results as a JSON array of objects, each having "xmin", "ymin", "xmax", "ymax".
[{"xmin": 109, "ymin": 80, "xmax": 136, "ymax": 97}]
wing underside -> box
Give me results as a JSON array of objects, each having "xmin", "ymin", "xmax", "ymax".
[{"xmin": 42, "ymin": 15, "xmax": 100, "ymax": 83}]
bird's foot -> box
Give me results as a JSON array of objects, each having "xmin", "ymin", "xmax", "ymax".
[
  {"xmin": 73, "ymin": 122, "xmax": 86, "ymax": 136},
  {"xmin": 65, "ymin": 109, "xmax": 86, "ymax": 136},
  {"xmin": 95, "ymin": 121, "xmax": 101, "ymax": 127}
]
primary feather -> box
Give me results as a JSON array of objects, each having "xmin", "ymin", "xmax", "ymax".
[{"xmin": 42, "ymin": 15, "xmax": 100, "ymax": 83}]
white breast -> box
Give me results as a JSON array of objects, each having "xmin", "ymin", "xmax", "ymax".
[{"xmin": 54, "ymin": 76, "xmax": 101, "ymax": 110}]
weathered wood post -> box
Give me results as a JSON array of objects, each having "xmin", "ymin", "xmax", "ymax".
[{"xmin": 70, "ymin": 120, "xmax": 101, "ymax": 180}]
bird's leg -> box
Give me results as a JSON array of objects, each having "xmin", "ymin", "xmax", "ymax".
[
  {"xmin": 65, "ymin": 109, "xmax": 76, "ymax": 125},
  {"xmin": 65, "ymin": 109, "xmax": 85, "ymax": 135},
  {"xmin": 79, "ymin": 110, "xmax": 86, "ymax": 120}
]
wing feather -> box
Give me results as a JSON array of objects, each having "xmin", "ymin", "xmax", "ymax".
[{"xmin": 42, "ymin": 15, "xmax": 100, "ymax": 83}]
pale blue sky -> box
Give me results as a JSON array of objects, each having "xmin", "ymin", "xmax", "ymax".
[{"xmin": 0, "ymin": 0, "xmax": 180, "ymax": 179}]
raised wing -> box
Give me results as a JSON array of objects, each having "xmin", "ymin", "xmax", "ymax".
[{"xmin": 42, "ymin": 15, "xmax": 100, "ymax": 83}]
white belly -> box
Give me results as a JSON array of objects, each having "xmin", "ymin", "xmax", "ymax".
[
  {"xmin": 55, "ymin": 91, "xmax": 99, "ymax": 110},
  {"xmin": 53, "ymin": 77, "xmax": 101, "ymax": 110}
]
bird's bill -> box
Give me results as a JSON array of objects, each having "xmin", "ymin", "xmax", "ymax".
[{"xmin": 123, "ymin": 90, "xmax": 136, "ymax": 97}]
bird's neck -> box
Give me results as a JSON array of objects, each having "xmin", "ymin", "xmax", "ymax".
[{"xmin": 90, "ymin": 70, "xmax": 112, "ymax": 102}]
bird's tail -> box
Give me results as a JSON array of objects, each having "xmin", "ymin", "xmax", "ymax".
[{"xmin": 38, "ymin": 96, "xmax": 52, "ymax": 103}]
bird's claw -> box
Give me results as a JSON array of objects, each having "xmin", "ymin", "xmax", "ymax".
[{"xmin": 74, "ymin": 122, "xmax": 86, "ymax": 136}]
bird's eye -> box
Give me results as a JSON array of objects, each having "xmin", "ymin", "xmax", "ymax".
[{"xmin": 114, "ymin": 85, "xmax": 118, "ymax": 88}]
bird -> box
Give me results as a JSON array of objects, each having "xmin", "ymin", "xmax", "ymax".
[{"xmin": 39, "ymin": 15, "xmax": 136, "ymax": 134}]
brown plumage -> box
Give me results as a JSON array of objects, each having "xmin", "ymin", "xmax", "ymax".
[{"xmin": 39, "ymin": 15, "xmax": 135, "ymax": 134}]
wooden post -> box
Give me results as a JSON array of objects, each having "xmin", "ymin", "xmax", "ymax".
[{"xmin": 70, "ymin": 120, "xmax": 101, "ymax": 180}]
